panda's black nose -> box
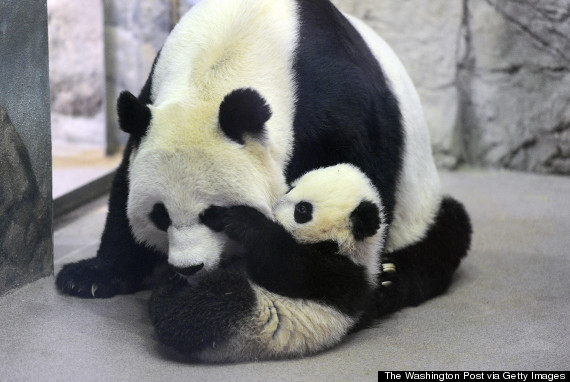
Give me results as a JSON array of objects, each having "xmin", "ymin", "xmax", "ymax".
[{"xmin": 173, "ymin": 263, "xmax": 204, "ymax": 276}]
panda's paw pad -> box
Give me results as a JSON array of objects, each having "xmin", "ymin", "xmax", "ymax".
[{"xmin": 56, "ymin": 258, "xmax": 132, "ymax": 298}]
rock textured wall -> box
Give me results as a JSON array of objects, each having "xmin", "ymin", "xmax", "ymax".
[
  {"xmin": 48, "ymin": 0, "xmax": 106, "ymax": 145},
  {"xmin": 332, "ymin": 0, "xmax": 570, "ymax": 174},
  {"xmin": 458, "ymin": 0, "xmax": 570, "ymax": 174},
  {"xmin": 0, "ymin": 1, "xmax": 53, "ymax": 295},
  {"xmin": 0, "ymin": 110, "xmax": 52, "ymax": 295}
]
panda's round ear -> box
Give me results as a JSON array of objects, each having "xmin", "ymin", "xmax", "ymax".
[
  {"xmin": 117, "ymin": 91, "xmax": 151, "ymax": 137},
  {"xmin": 350, "ymin": 201, "xmax": 381, "ymax": 241},
  {"xmin": 218, "ymin": 88, "xmax": 272, "ymax": 144}
]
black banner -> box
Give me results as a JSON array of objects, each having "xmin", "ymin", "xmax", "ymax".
[{"xmin": 378, "ymin": 371, "xmax": 568, "ymax": 382}]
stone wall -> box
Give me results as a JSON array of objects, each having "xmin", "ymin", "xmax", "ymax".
[
  {"xmin": 0, "ymin": 0, "xmax": 53, "ymax": 295},
  {"xmin": 332, "ymin": 0, "xmax": 570, "ymax": 174},
  {"xmin": 458, "ymin": 0, "xmax": 570, "ymax": 174},
  {"xmin": 48, "ymin": 0, "xmax": 106, "ymax": 145}
]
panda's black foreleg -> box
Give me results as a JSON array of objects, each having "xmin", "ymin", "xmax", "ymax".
[
  {"xmin": 201, "ymin": 206, "xmax": 371, "ymax": 314},
  {"xmin": 200, "ymin": 205, "xmax": 296, "ymax": 254},
  {"xmin": 200, "ymin": 205, "xmax": 303, "ymax": 292},
  {"xmin": 356, "ymin": 196, "xmax": 472, "ymax": 327},
  {"xmin": 56, "ymin": 141, "xmax": 164, "ymax": 298},
  {"xmin": 149, "ymin": 268, "xmax": 256, "ymax": 354}
]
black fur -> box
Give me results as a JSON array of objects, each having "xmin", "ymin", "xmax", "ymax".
[
  {"xmin": 117, "ymin": 91, "xmax": 151, "ymax": 138},
  {"xmin": 289, "ymin": 0, "xmax": 404, "ymax": 226},
  {"xmin": 355, "ymin": 196, "xmax": 472, "ymax": 329},
  {"xmin": 218, "ymin": 88, "xmax": 272, "ymax": 144},
  {"xmin": 149, "ymin": 203, "xmax": 171, "ymax": 232},
  {"xmin": 294, "ymin": 201, "xmax": 313, "ymax": 224},
  {"xmin": 350, "ymin": 201, "xmax": 381, "ymax": 241},
  {"xmin": 150, "ymin": 269, "xmax": 256, "ymax": 353},
  {"xmin": 200, "ymin": 205, "xmax": 373, "ymax": 316}
]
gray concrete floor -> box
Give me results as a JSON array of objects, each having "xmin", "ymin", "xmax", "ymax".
[{"xmin": 1, "ymin": 169, "xmax": 569, "ymax": 381}]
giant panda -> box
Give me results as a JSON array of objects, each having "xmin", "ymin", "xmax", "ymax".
[
  {"xmin": 56, "ymin": 0, "xmax": 471, "ymax": 322},
  {"xmin": 150, "ymin": 164, "xmax": 392, "ymax": 362}
]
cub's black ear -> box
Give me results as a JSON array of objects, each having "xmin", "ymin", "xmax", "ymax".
[
  {"xmin": 117, "ymin": 91, "xmax": 151, "ymax": 137},
  {"xmin": 218, "ymin": 88, "xmax": 272, "ymax": 144},
  {"xmin": 350, "ymin": 201, "xmax": 381, "ymax": 241}
]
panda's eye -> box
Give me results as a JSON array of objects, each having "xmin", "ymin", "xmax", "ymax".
[
  {"xmin": 294, "ymin": 201, "xmax": 313, "ymax": 224},
  {"xmin": 149, "ymin": 203, "xmax": 172, "ymax": 232}
]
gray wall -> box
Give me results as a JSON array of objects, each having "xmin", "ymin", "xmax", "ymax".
[
  {"xmin": 0, "ymin": 0, "xmax": 53, "ymax": 295},
  {"xmin": 332, "ymin": 0, "xmax": 570, "ymax": 174}
]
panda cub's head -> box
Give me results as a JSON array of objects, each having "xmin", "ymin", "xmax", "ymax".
[{"xmin": 274, "ymin": 164, "xmax": 386, "ymax": 284}]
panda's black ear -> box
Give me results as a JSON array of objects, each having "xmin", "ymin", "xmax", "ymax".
[
  {"xmin": 117, "ymin": 91, "xmax": 151, "ymax": 137},
  {"xmin": 350, "ymin": 201, "xmax": 381, "ymax": 241},
  {"xmin": 218, "ymin": 88, "xmax": 272, "ymax": 144}
]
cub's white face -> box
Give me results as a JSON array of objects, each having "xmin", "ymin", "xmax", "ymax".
[
  {"xmin": 273, "ymin": 164, "xmax": 386, "ymax": 283},
  {"xmin": 127, "ymin": 102, "xmax": 287, "ymax": 272}
]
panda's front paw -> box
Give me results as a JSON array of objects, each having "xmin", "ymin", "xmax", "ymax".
[
  {"xmin": 380, "ymin": 262, "xmax": 397, "ymax": 288},
  {"xmin": 56, "ymin": 257, "xmax": 136, "ymax": 298},
  {"xmin": 199, "ymin": 205, "xmax": 229, "ymax": 232}
]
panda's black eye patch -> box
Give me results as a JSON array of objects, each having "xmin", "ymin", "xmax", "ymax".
[
  {"xmin": 149, "ymin": 203, "xmax": 172, "ymax": 232},
  {"xmin": 294, "ymin": 201, "xmax": 313, "ymax": 224}
]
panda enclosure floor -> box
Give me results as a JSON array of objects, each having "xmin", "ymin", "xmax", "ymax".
[{"xmin": 1, "ymin": 169, "xmax": 568, "ymax": 381}]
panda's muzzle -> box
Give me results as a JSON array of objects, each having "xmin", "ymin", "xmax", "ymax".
[
  {"xmin": 173, "ymin": 263, "xmax": 204, "ymax": 276},
  {"xmin": 167, "ymin": 224, "xmax": 225, "ymax": 272}
]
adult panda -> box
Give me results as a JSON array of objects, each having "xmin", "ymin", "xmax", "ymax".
[{"xmin": 56, "ymin": 0, "xmax": 471, "ymax": 317}]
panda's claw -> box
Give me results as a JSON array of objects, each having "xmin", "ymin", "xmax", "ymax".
[
  {"xmin": 381, "ymin": 281, "xmax": 393, "ymax": 287},
  {"xmin": 91, "ymin": 283, "xmax": 99, "ymax": 297},
  {"xmin": 56, "ymin": 257, "xmax": 137, "ymax": 298},
  {"xmin": 382, "ymin": 263, "xmax": 396, "ymax": 273}
]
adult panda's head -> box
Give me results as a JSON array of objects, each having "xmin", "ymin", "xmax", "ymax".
[
  {"xmin": 273, "ymin": 164, "xmax": 387, "ymax": 284},
  {"xmin": 120, "ymin": 88, "xmax": 288, "ymax": 274}
]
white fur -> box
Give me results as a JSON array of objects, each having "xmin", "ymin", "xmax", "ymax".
[
  {"xmin": 168, "ymin": 225, "xmax": 225, "ymax": 269},
  {"xmin": 344, "ymin": 14, "xmax": 442, "ymax": 252},
  {"xmin": 127, "ymin": 0, "xmax": 299, "ymax": 269},
  {"xmin": 195, "ymin": 284, "xmax": 355, "ymax": 362},
  {"xmin": 274, "ymin": 164, "xmax": 386, "ymax": 284}
]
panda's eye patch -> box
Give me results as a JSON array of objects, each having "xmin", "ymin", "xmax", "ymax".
[
  {"xmin": 294, "ymin": 201, "xmax": 313, "ymax": 224},
  {"xmin": 149, "ymin": 203, "xmax": 172, "ymax": 232}
]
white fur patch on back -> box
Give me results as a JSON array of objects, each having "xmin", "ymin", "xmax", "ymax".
[{"xmin": 344, "ymin": 14, "xmax": 442, "ymax": 252}]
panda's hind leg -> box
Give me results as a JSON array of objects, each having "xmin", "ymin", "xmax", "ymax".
[
  {"xmin": 149, "ymin": 268, "xmax": 256, "ymax": 357},
  {"xmin": 363, "ymin": 196, "xmax": 472, "ymax": 321}
]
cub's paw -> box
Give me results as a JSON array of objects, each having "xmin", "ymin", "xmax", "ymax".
[
  {"xmin": 56, "ymin": 257, "xmax": 135, "ymax": 298},
  {"xmin": 380, "ymin": 262, "xmax": 397, "ymax": 288},
  {"xmin": 199, "ymin": 206, "xmax": 228, "ymax": 232}
]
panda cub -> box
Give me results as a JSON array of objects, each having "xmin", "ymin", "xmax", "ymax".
[{"xmin": 150, "ymin": 164, "xmax": 391, "ymax": 362}]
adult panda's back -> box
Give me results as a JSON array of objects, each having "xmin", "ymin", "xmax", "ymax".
[{"xmin": 290, "ymin": 0, "xmax": 441, "ymax": 251}]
